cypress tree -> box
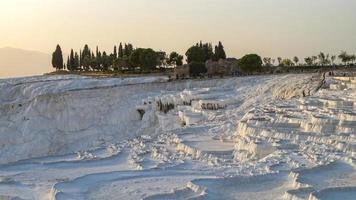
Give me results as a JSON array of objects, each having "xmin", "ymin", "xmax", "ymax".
[
  {"xmin": 219, "ymin": 41, "xmax": 226, "ymax": 59},
  {"xmin": 202, "ymin": 43, "xmax": 214, "ymax": 61},
  {"xmin": 124, "ymin": 44, "xmax": 129, "ymax": 56},
  {"xmin": 81, "ymin": 45, "xmax": 91, "ymax": 70},
  {"xmin": 66, "ymin": 56, "xmax": 71, "ymax": 70},
  {"xmin": 74, "ymin": 52, "xmax": 80, "ymax": 70},
  {"xmin": 82, "ymin": 44, "xmax": 91, "ymax": 59},
  {"xmin": 102, "ymin": 51, "xmax": 109, "ymax": 71},
  {"xmin": 68, "ymin": 49, "xmax": 75, "ymax": 71},
  {"xmin": 118, "ymin": 43, "xmax": 123, "ymax": 58},
  {"xmin": 113, "ymin": 45, "xmax": 117, "ymax": 59},
  {"xmin": 51, "ymin": 44, "xmax": 64, "ymax": 70},
  {"xmin": 79, "ymin": 50, "xmax": 82, "ymax": 69},
  {"xmin": 214, "ymin": 41, "xmax": 226, "ymax": 60},
  {"xmin": 213, "ymin": 46, "xmax": 219, "ymax": 61},
  {"xmin": 124, "ymin": 43, "xmax": 133, "ymax": 57},
  {"xmin": 96, "ymin": 48, "xmax": 102, "ymax": 71}
]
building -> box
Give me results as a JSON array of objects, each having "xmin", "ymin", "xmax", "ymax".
[
  {"xmin": 174, "ymin": 64, "xmax": 190, "ymax": 79},
  {"xmin": 206, "ymin": 58, "xmax": 239, "ymax": 77}
]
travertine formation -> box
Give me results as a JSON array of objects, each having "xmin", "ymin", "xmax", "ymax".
[
  {"xmin": 0, "ymin": 73, "xmax": 354, "ymax": 200},
  {"xmin": 235, "ymin": 74, "xmax": 356, "ymax": 199}
]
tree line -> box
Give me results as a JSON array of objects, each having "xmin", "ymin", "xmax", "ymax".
[
  {"xmin": 52, "ymin": 43, "xmax": 186, "ymax": 72},
  {"xmin": 52, "ymin": 42, "xmax": 356, "ymax": 75},
  {"xmin": 262, "ymin": 51, "xmax": 356, "ymax": 67},
  {"xmin": 51, "ymin": 41, "xmax": 227, "ymax": 73}
]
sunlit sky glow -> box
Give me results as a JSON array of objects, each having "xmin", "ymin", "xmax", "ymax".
[{"xmin": 1, "ymin": 0, "xmax": 356, "ymax": 58}]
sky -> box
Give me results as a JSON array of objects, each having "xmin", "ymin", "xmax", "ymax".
[{"xmin": 1, "ymin": 0, "xmax": 356, "ymax": 59}]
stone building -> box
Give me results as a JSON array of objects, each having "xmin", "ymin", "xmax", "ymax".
[
  {"xmin": 206, "ymin": 58, "xmax": 239, "ymax": 77},
  {"xmin": 174, "ymin": 64, "xmax": 190, "ymax": 79},
  {"xmin": 206, "ymin": 60, "xmax": 225, "ymax": 77},
  {"xmin": 174, "ymin": 58, "xmax": 239, "ymax": 79}
]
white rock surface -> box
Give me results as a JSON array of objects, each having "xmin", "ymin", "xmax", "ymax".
[{"xmin": 0, "ymin": 73, "xmax": 355, "ymax": 200}]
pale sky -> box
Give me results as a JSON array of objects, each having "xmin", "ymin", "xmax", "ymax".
[{"xmin": 1, "ymin": 0, "xmax": 356, "ymax": 58}]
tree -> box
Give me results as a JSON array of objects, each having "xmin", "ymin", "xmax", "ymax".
[
  {"xmin": 109, "ymin": 53, "xmax": 116, "ymax": 68},
  {"xmin": 142, "ymin": 49, "xmax": 158, "ymax": 70},
  {"xmin": 339, "ymin": 51, "xmax": 350, "ymax": 65},
  {"xmin": 185, "ymin": 46, "xmax": 206, "ymax": 63},
  {"xmin": 118, "ymin": 43, "xmax": 123, "ymax": 58},
  {"xmin": 281, "ymin": 58, "xmax": 294, "ymax": 67},
  {"xmin": 101, "ymin": 51, "xmax": 111, "ymax": 71},
  {"xmin": 81, "ymin": 44, "xmax": 92, "ymax": 70},
  {"xmin": 350, "ymin": 55, "xmax": 356, "ymax": 65},
  {"xmin": 52, "ymin": 44, "xmax": 64, "ymax": 70},
  {"xmin": 312, "ymin": 56, "xmax": 318, "ymax": 65},
  {"xmin": 89, "ymin": 55, "xmax": 97, "ymax": 71},
  {"xmin": 305, "ymin": 57, "xmax": 313, "ymax": 66},
  {"xmin": 168, "ymin": 52, "xmax": 183, "ymax": 66},
  {"xmin": 113, "ymin": 56, "xmax": 129, "ymax": 71},
  {"xmin": 293, "ymin": 56, "xmax": 299, "ymax": 66},
  {"xmin": 239, "ymin": 54, "xmax": 263, "ymax": 73},
  {"xmin": 189, "ymin": 61, "xmax": 207, "ymax": 77},
  {"xmin": 94, "ymin": 47, "xmax": 102, "ymax": 71},
  {"xmin": 263, "ymin": 57, "xmax": 273, "ymax": 67},
  {"xmin": 277, "ymin": 57, "xmax": 282, "ymax": 66},
  {"xmin": 318, "ymin": 52, "xmax": 330, "ymax": 66},
  {"xmin": 66, "ymin": 49, "xmax": 75, "ymax": 71},
  {"xmin": 156, "ymin": 51, "xmax": 167, "ymax": 68},
  {"xmin": 79, "ymin": 50, "xmax": 82, "ymax": 69},
  {"xmin": 214, "ymin": 41, "xmax": 226, "ymax": 61},
  {"xmin": 202, "ymin": 43, "xmax": 214, "ymax": 61},
  {"xmin": 124, "ymin": 43, "xmax": 133, "ymax": 57},
  {"xmin": 129, "ymin": 48, "xmax": 142, "ymax": 69},
  {"xmin": 113, "ymin": 46, "xmax": 117, "ymax": 59},
  {"xmin": 331, "ymin": 55, "xmax": 336, "ymax": 66},
  {"xmin": 129, "ymin": 48, "xmax": 158, "ymax": 71},
  {"xmin": 96, "ymin": 46, "xmax": 99, "ymax": 57},
  {"xmin": 74, "ymin": 52, "xmax": 80, "ymax": 70},
  {"xmin": 82, "ymin": 45, "xmax": 91, "ymax": 60},
  {"xmin": 82, "ymin": 56, "xmax": 92, "ymax": 71},
  {"xmin": 66, "ymin": 56, "xmax": 71, "ymax": 71}
]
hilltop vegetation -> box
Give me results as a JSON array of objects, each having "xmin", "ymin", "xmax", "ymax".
[{"xmin": 51, "ymin": 42, "xmax": 356, "ymax": 78}]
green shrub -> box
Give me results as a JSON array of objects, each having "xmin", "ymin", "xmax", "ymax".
[{"xmin": 239, "ymin": 54, "xmax": 263, "ymax": 73}]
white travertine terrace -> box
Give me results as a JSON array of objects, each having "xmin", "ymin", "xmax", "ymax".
[{"xmin": 0, "ymin": 73, "xmax": 355, "ymax": 200}]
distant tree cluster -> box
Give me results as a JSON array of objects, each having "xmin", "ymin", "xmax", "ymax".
[
  {"xmin": 129, "ymin": 48, "xmax": 158, "ymax": 71},
  {"xmin": 262, "ymin": 51, "xmax": 356, "ymax": 68},
  {"xmin": 185, "ymin": 41, "xmax": 227, "ymax": 76},
  {"xmin": 185, "ymin": 41, "xmax": 226, "ymax": 64},
  {"xmin": 52, "ymin": 43, "xmax": 184, "ymax": 72},
  {"xmin": 238, "ymin": 51, "xmax": 356, "ymax": 74},
  {"xmin": 338, "ymin": 51, "xmax": 356, "ymax": 66},
  {"xmin": 63, "ymin": 43, "xmax": 134, "ymax": 72},
  {"xmin": 52, "ymin": 42, "xmax": 356, "ymax": 77}
]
